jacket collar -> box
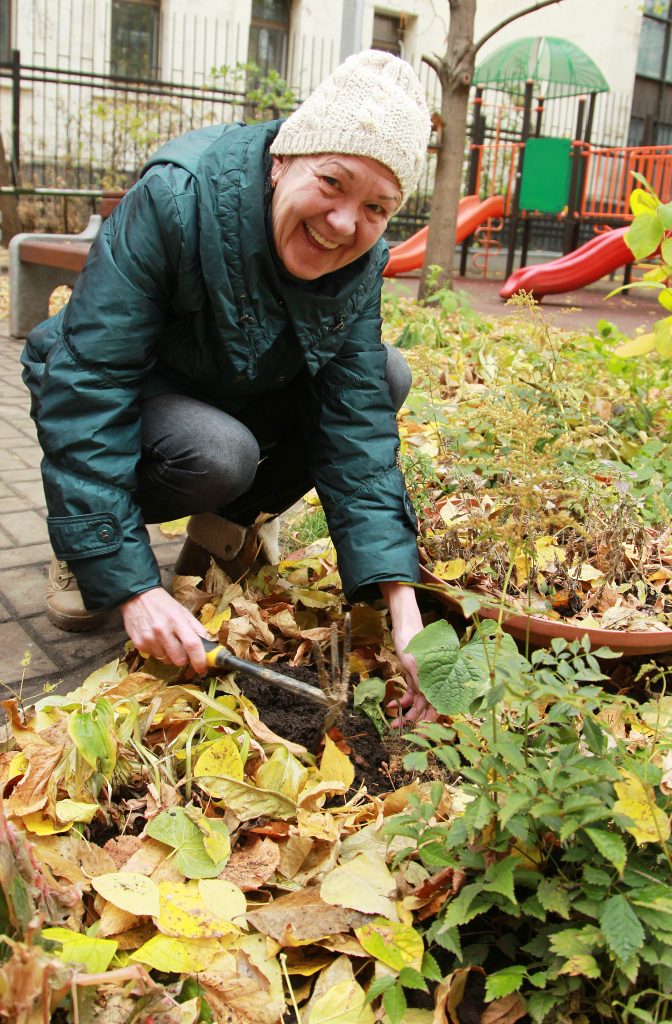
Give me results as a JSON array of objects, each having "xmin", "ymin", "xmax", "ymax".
[{"xmin": 196, "ymin": 121, "xmax": 387, "ymax": 377}]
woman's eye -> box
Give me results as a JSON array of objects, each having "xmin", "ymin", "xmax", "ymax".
[
  {"xmin": 368, "ymin": 203, "xmax": 386, "ymax": 215},
  {"xmin": 322, "ymin": 176, "xmax": 339, "ymax": 188}
]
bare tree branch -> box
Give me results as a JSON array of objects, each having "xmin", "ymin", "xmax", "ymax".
[
  {"xmin": 422, "ymin": 53, "xmax": 442, "ymax": 75},
  {"xmin": 475, "ymin": 0, "xmax": 564, "ymax": 54}
]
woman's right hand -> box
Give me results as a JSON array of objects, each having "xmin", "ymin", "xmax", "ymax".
[{"xmin": 121, "ymin": 587, "xmax": 209, "ymax": 674}]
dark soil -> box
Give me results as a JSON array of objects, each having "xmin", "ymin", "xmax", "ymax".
[{"xmin": 234, "ymin": 663, "xmax": 409, "ymax": 795}]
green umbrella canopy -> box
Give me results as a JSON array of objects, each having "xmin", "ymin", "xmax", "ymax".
[{"xmin": 473, "ymin": 36, "xmax": 610, "ymax": 99}]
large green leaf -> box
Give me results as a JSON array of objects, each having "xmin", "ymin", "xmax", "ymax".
[
  {"xmin": 405, "ymin": 620, "xmax": 522, "ymax": 715},
  {"xmin": 625, "ymin": 213, "xmax": 664, "ymax": 259},
  {"xmin": 599, "ymin": 894, "xmax": 645, "ymax": 963},
  {"xmin": 67, "ymin": 698, "xmax": 117, "ymax": 777},
  {"xmin": 584, "ymin": 828, "xmax": 626, "ymax": 875},
  {"xmin": 146, "ymin": 807, "xmax": 230, "ymax": 879}
]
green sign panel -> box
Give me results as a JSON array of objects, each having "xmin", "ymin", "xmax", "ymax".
[{"xmin": 519, "ymin": 137, "xmax": 573, "ymax": 214}]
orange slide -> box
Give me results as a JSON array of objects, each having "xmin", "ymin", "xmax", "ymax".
[{"xmin": 383, "ymin": 194, "xmax": 505, "ymax": 277}]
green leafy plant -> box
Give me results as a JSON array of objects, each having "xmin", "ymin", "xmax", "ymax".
[
  {"xmin": 385, "ymin": 626, "xmax": 672, "ymax": 1023},
  {"xmin": 608, "ymin": 174, "xmax": 672, "ymax": 358}
]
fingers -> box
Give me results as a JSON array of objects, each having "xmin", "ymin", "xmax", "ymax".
[{"xmin": 121, "ymin": 589, "xmax": 209, "ymax": 674}]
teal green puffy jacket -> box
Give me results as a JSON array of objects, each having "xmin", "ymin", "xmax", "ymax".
[{"xmin": 21, "ymin": 120, "xmax": 420, "ymax": 610}]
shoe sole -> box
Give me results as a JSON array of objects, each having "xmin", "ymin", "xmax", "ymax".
[{"xmin": 46, "ymin": 605, "xmax": 110, "ymax": 633}]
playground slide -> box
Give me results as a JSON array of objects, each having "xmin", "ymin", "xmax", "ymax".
[
  {"xmin": 383, "ymin": 194, "xmax": 505, "ymax": 277},
  {"xmin": 500, "ymin": 227, "xmax": 633, "ymax": 300}
]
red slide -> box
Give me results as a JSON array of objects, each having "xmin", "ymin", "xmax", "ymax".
[
  {"xmin": 500, "ymin": 227, "xmax": 633, "ymax": 300},
  {"xmin": 383, "ymin": 194, "xmax": 505, "ymax": 277}
]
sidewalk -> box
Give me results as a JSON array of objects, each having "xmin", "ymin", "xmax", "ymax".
[
  {"xmin": 0, "ymin": 274, "xmax": 661, "ymax": 707},
  {"xmin": 0, "ymin": 319, "xmax": 183, "ymax": 705}
]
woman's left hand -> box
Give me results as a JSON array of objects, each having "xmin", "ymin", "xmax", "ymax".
[{"xmin": 379, "ymin": 581, "xmax": 439, "ymax": 727}]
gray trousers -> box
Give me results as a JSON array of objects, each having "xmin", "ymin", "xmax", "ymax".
[{"xmin": 135, "ymin": 344, "xmax": 411, "ymax": 527}]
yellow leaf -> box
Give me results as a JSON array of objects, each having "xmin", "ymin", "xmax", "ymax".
[
  {"xmin": 157, "ymin": 879, "xmax": 246, "ymax": 938},
  {"xmin": 199, "ymin": 817, "xmax": 232, "ymax": 866},
  {"xmin": 320, "ymin": 852, "xmax": 396, "ymax": 917},
  {"xmin": 206, "ymin": 606, "xmax": 232, "ymax": 635},
  {"xmin": 212, "ymin": 777, "xmax": 297, "ymax": 821},
  {"xmin": 21, "ymin": 811, "xmax": 72, "ymax": 835},
  {"xmin": 92, "ymin": 872, "xmax": 161, "ymax": 918},
  {"xmin": 7, "ymin": 752, "xmax": 27, "ymax": 782},
  {"xmin": 255, "ymin": 746, "xmax": 309, "ymax": 801},
  {"xmin": 433, "ymin": 558, "xmax": 467, "ymax": 581},
  {"xmin": 131, "ymin": 934, "xmax": 220, "ymax": 973},
  {"xmin": 194, "ymin": 736, "xmax": 245, "ymax": 788},
  {"xmin": 159, "ymin": 516, "xmax": 191, "ymax": 537},
  {"xmin": 630, "ymin": 188, "xmax": 659, "ymax": 216},
  {"xmin": 305, "ymin": 958, "xmax": 374, "ymax": 1024},
  {"xmin": 55, "ymin": 799, "xmax": 99, "ymax": 824},
  {"xmin": 42, "ymin": 928, "xmax": 117, "ymax": 974},
  {"xmin": 613, "ymin": 771, "xmax": 671, "ymax": 845},
  {"xmin": 569, "ymin": 562, "xmax": 604, "ymax": 582},
  {"xmin": 319, "ymin": 734, "xmax": 355, "ymax": 789},
  {"xmin": 354, "ymin": 917, "xmax": 424, "ymax": 971},
  {"xmin": 614, "ymin": 334, "xmax": 656, "ymax": 358}
]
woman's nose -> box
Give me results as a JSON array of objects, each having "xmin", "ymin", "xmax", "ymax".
[{"xmin": 325, "ymin": 201, "xmax": 357, "ymax": 238}]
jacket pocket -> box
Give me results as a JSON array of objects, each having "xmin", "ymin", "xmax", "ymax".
[{"xmin": 48, "ymin": 513, "xmax": 122, "ymax": 560}]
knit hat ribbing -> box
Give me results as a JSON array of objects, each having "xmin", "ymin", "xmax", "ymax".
[{"xmin": 270, "ymin": 50, "xmax": 431, "ymax": 207}]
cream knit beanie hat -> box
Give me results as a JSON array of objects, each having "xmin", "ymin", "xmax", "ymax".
[{"xmin": 270, "ymin": 49, "xmax": 431, "ymax": 207}]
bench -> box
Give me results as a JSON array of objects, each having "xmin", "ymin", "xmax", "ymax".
[{"xmin": 8, "ymin": 191, "xmax": 126, "ymax": 339}]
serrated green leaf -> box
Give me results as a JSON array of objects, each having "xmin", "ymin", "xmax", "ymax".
[
  {"xmin": 383, "ymin": 982, "xmax": 407, "ymax": 1024},
  {"xmin": 146, "ymin": 807, "xmax": 230, "ymax": 879},
  {"xmin": 482, "ymin": 857, "xmax": 517, "ymax": 904},
  {"xmin": 398, "ymin": 967, "xmax": 428, "ymax": 991},
  {"xmin": 364, "ymin": 975, "xmax": 395, "ymax": 1004},
  {"xmin": 557, "ymin": 953, "xmax": 601, "ymax": 978},
  {"xmin": 549, "ymin": 926, "xmax": 602, "ymax": 958},
  {"xmin": 599, "ymin": 895, "xmax": 645, "ymax": 963},
  {"xmin": 484, "ymin": 964, "xmax": 526, "ymax": 1001},
  {"xmin": 584, "ymin": 828, "xmax": 627, "ymax": 875},
  {"xmin": 625, "ymin": 213, "xmax": 664, "ymax": 259},
  {"xmin": 421, "ymin": 950, "xmax": 443, "ymax": 982},
  {"xmin": 527, "ymin": 991, "xmax": 560, "ymax": 1023},
  {"xmin": 537, "ymin": 878, "xmax": 571, "ymax": 920}
]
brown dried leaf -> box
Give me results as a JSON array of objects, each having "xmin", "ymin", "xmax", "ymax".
[
  {"xmin": 103, "ymin": 835, "xmax": 144, "ymax": 870},
  {"xmin": 434, "ymin": 967, "xmax": 484, "ymax": 1024},
  {"xmin": 7, "ymin": 745, "xmax": 63, "ymax": 818},
  {"xmin": 242, "ymin": 708, "xmax": 306, "ymax": 754},
  {"xmin": 97, "ymin": 901, "xmax": 141, "ymax": 937},
  {"xmin": 219, "ymin": 837, "xmax": 281, "ymax": 891},
  {"xmin": 277, "ymin": 835, "xmax": 314, "ymax": 880},
  {"xmin": 199, "ymin": 971, "xmax": 284, "ymax": 1024},
  {"xmin": 480, "ymin": 993, "xmax": 527, "ymax": 1024},
  {"xmin": 247, "ymin": 886, "xmax": 368, "ymax": 945}
]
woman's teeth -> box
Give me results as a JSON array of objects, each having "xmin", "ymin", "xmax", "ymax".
[{"xmin": 306, "ymin": 224, "xmax": 339, "ymax": 250}]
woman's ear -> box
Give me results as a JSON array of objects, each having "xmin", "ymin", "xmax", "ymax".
[{"xmin": 270, "ymin": 154, "xmax": 286, "ymax": 188}]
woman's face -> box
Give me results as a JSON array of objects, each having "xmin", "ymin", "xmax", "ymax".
[{"xmin": 270, "ymin": 153, "xmax": 401, "ymax": 280}]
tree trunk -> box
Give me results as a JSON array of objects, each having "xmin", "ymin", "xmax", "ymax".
[
  {"xmin": 0, "ymin": 134, "xmax": 21, "ymax": 245},
  {"xmin": 419, "ymin": 0, "xmax": 477, "ymax": 298}
]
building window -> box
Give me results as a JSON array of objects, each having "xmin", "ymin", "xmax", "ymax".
[
  {"xmin": 636, "ymin": 0, "xmax": 672, "ymax": 81},
  {"xmin": 110, "ymin": 0, "xmax": 160, "ymax": 80},
  {"xmin": 0, "ymin": 0, "xmax": 11, "ymax": 64},
  {"xmin": 248, "ymin": 0, "xmax": 290, "ymax": 78},
  {"xmin": 372, "ymin": 12, "xmax": 402, "ymax": 56}
]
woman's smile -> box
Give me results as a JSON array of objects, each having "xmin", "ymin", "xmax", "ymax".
[{"xmin": 270, "ymin": 153, "xmax": 401, "ymax": 280}]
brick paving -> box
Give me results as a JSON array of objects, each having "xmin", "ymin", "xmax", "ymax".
[
  {"xmin": 0, "ymin": 273, "xmax": 661, "ymax": 708},
  {"xmin": 0, "ymin": 324, "xmax": 183, "ymax": 705}
]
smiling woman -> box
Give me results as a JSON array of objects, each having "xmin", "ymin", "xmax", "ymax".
[{"xmin": 22, "ymin": 50, "xmax": 437, "ymax": 722}]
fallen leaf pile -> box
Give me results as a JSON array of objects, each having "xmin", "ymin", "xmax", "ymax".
[
  {"xmin": 383, "ymin": 296, "xmax": 672, "ymax": 635},
  {"xmin": 0, "ymin": 657, "xmax": 485, "ymax": 1024}
]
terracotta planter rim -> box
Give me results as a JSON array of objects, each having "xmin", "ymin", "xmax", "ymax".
[{"xmin": 419, "ymin": 566, "xmax": 672, "ymax": 656}]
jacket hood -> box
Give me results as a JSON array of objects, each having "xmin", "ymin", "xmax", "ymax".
[{"xmin": 143, "ymin": 122, "xmax": 388, "ymax": 377}]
